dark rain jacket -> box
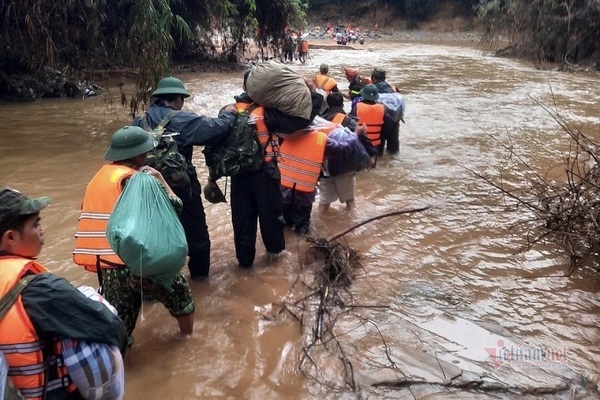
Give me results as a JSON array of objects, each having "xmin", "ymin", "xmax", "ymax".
[
  {"xmin": 133, "ymin": 101, "xmax": 237, "ymax": 182},
  {"xmin": 374, "ymin": 81, "xmax": 397, "ymax": 94},
  {"xmin": 348, "ymin": 78, "xmax": 364, "ymax": 100},
  {"xmin": 20, "ymin": 272, "xmax": 127, "ymax": 351}
]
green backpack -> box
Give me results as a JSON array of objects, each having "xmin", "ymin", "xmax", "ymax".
[
  {"xmin": 141, "ymin": 111, "xmax": 191, "ymax": 190},
  {"xmin": 203, "ymin": 104, "xmax": 264, "ymax": 179}
]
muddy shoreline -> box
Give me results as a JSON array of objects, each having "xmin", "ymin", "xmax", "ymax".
[{"xmin": 172, "ymin": 30, "xmax": 485, "ymax": 75}]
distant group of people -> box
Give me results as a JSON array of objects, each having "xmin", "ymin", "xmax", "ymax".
[
  {"xmin": 0, "ymin": 61, "xmax": 404, "ymax": 398},
  {"xmin": 282, "ymin": 32, "xmax": 309, "ymax": 64},
  {"xmin": 309, "ymin": 22, "xmax": 380, "ymax": 45}
]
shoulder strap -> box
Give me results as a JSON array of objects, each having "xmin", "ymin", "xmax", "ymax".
[
  {"xmin": 141, "ymin": 110, "xmax": 180, "ymax": 131},
  {"xmin": 318, "ymin": 77, "xmax": 330, "ymax": 90},
  {"xmin": 0, "ymin": 275, "xmax": 35, "ymax": 320},
  {"xmin": 140, "ymin": 113, "xmax": 151, "ymax": 131},
  {"xmin": 157, "ymin": 110, "xmax": 180, "ymax": 130}
]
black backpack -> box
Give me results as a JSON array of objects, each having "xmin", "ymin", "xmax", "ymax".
[
  {"xmin": 141, "ymin": 110, "xmax": 191, "ymax": 190},
  {"xmin": 203, "ymin": 104, "xmax": 264, "ymax": 179}
]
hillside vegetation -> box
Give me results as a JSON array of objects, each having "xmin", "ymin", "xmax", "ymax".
[{"xmin": 1, "ymin": 0, "xmax": 599, "ymax": 104}]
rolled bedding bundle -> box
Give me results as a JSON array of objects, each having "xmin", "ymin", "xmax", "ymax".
[{"xmin": 245, "ymin": 60, "xmax": 313, "ymax": 120}]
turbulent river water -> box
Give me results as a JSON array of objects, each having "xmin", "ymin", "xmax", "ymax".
[{"xmin": 1, "ymin": 38, "xmax": 600, "ymax": 399}]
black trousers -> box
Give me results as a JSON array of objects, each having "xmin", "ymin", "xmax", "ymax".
[
  {"xmin": 175, "ymin": 179, "xmax": 211, "ymax": 278},
  {"xmin": 282, "ymin": 203, "xmax": 312, "ymax": 235},
  {"xmin": 231, "ymin": 169, "xmax": 285, "ymax": 267},
  {"xmin": 284, "ymin": 48, "xmax": 294, "ymax": 61},
  {"xmin": 379, "ymin": 121, "xmax": 400, "ymax": 155}
]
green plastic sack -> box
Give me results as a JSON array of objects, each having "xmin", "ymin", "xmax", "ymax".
[{"xmin": 106, "ymin": 172, "xmax": 188, "ymax": 288}]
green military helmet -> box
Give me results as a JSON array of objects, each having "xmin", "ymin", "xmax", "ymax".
[
  {"xmin": 371, "ymin": 67, "xmax": 386, "ymax": 81},
  {"xmin": 151, "ymin": 76, "xmax": 190, "ymax": 98},
  {"xmin": 319, "ymin": 63, "xmax": 329, "ymax": 73},
  {"xmin": 104, "ymin": 126, "xmax": 155, "ymax": 161},
  {"xmin": 359, "ymin": 84, "xmax": 379, "ymax": 102}
]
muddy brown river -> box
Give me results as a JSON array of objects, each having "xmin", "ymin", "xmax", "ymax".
[{"xmin": 1, "ymin": 38, "xmax": 599, "ymax": 399}]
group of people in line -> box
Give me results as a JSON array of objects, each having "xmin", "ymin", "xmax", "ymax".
[
  {"xmin": 0, "ymin": 60, "xmax": 402, "ymax": 399},
  {"xmin": 315, "ymin": 62, "xmax": 401, "ymax": 155}
]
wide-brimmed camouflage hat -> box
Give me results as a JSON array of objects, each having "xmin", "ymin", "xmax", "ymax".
[{"xmin": 0, "ymin": 187, "xmax": 50, "ymax": 232}]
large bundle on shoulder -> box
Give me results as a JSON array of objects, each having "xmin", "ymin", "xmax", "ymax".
[
  {"xmin": 378, "ymin": 93, "xmax": 406, "ymax": 123},
  {"xmin": 106, "ymin": 172, "xmax": 188, "ymax": 289},
  {"xmin": 245, "ymin": 60, "xmax": 313, "ymax": 120},
  {"xmin": 61, "ymin": 286, "xmax": 124, "ymax": 400},
  {"xmin": 203, "ymin": 61, "xmax": 315, "ymax": 180}
]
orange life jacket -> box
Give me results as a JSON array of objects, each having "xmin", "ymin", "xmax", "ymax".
[
  {"xmin": 315, "ymin": 74, "xmax": 337, "ymax": 96},
  {"xmin": 356, "ymin": 102, "xmax": 385, "ymax": 147},
  {"xmin": 0, "ymin": 256, "xmax": 76, "ymax": 399},
  {"xmin": 279, "ymin": 130, "xmax": 327, "ymax": 193},
  {"xmin": 73, "ymin": 164, "xmax": 135, "ymax": 272},
  {"xmin": 235, "ymin": 102, "xmax": 280, "ymax": 164},
  {"xmin": 330, "ymin": 113, "xmax": 346, "ymax": 126},
  {"xmin": 301, "ymin": 40, "xmax": 308, "ymax": 53}
]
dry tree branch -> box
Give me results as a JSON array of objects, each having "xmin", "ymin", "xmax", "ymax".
[
  {"xmin": 470, "ymin": 92, "xmax": 600, "ymax": 275},
  {"xmin": 326, "ymin": 206, "xmax": 430, "ymax": 242},
  {"xmin": 288, "ymin": 207, "xmax": 433, "ymax": 392}
]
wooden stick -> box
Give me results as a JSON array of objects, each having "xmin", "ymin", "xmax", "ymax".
[{"xmin": 326, "ymin": 206, "xmax": 430, "ymax": 242}]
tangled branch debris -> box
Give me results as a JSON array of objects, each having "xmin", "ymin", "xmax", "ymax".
[
  {"xmin": 278, "ymin": 206, "xmax": 429, "ymax": 393},
  {"xmin": 473, "ymin": 97, "xmax": 600, "ymax": 275}
]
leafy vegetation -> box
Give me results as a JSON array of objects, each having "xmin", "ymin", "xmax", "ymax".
[
  {"xmin": 477, "ymin": 0, "xmax": 600, "ymax": 69},
  {"xmin": 2, "ymin": 0, "xmax": 599, "ymax": 105},
  {"xmin": 0, "ymin": 0, "xmax": 305, "ymax": 110},
  {"xmin": 307, "ymin": 0, "xmax": 479, "ymax": 22}
]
